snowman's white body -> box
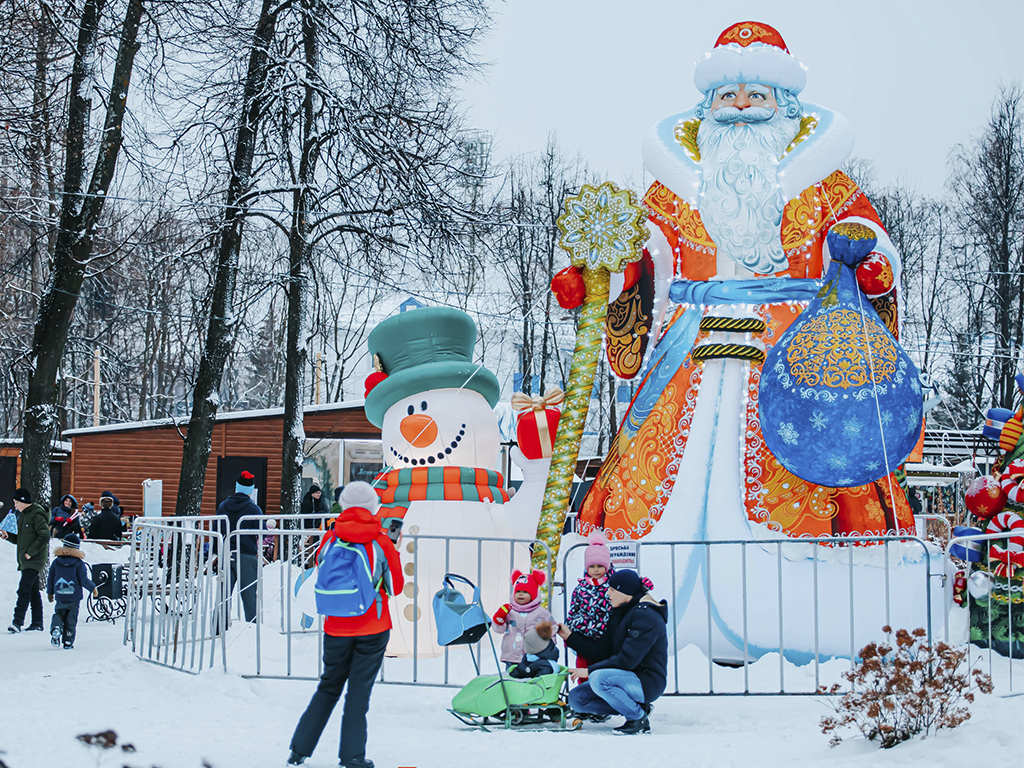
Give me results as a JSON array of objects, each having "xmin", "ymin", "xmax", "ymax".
[{"xmin": 380, "ymin": 388, "xmax": 548, "ymax": 658}]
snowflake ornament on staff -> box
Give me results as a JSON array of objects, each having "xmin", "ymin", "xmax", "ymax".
[{"xmin": 533, "ymin": 181, "xmax": 649, "ymax": 575}]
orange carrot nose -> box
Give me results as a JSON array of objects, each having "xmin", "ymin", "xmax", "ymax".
[{"xmin": 400, "ymin": 414, "xmax": 438, "ymax": 447}]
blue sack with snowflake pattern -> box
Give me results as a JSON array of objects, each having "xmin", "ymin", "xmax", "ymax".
[{"xmin": 757, "ymin": 223, "xmax": 922, "ymax": 488}]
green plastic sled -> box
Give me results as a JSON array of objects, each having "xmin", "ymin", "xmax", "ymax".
[{"xmin": 451, "ymin": 666, "xmax": 570, "ymax": 719}]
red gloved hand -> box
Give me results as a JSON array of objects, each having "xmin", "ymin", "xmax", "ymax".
[{"xmin": 492, "ymin": 604, "xmax": 511, "ymax": 626}]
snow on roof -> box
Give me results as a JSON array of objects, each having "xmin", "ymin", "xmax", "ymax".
[
  {"xmin": 0, "ymin": 438, "xmax": 72, "ymax": 453},
  {"xmin": 63, "ymin": 399, "xmax": 367, "ymax": 436}
]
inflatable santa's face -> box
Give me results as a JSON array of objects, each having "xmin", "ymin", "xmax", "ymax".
[{"xmin": 381, "ymin": 387, "xmax": 500, "ymax": 470}]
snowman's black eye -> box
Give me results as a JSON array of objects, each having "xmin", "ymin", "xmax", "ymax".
[
  {"xmin": 420, "ymin": 401, "xmax": 428, "ymax": 411},
  {"xmin": 407, "ymin": 405, "xmax": 414, "ymax": 416}
]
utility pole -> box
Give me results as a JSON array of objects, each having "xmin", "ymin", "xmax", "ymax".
[
  {"xmin": 92, "ymin": 350, "xmax": 101, "ymax": 427},
  {"xmin": 315, "ymin": 352, "xmax": 323, "ymax": 405}
]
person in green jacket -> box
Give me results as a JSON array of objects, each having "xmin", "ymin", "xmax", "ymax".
[{"xmin": 1, "ymin": 487, "xmax": 50, "ymax": 632}]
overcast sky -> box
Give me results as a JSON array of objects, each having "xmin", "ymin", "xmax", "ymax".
[{"xmin": 459, "ymin": 0, "xmax": 1023, "ymax": 198}]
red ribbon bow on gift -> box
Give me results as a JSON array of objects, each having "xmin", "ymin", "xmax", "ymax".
[
  {"xmin": 989, "ymin": 546, "xmax": 1024, "ymax": 578},
  {"xmin": 511, "ymin": 387, "xmax": 565, "ymax": 458}
]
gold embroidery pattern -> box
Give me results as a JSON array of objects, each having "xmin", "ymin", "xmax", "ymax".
[
  {"xmin": 787, "ymin": 309, "xmax": 899, "ymax": 389},
  {"xmin": 606, "ymin": 282, "xmax": 650, "ymax": 377},
  {"xmin": 870, "ymin": 290, "xmax": 899, "ymax": 339},
  {"xmin": 719, "ymin": 23, "xmax": 779, "ymax": 47},
  {"xmin": 673, "ymin": 119, "xmax": 701, "ymax": 162},
  {"xmin": 783, "ymin": 115, "xmax": 819, "ymax": 156}
]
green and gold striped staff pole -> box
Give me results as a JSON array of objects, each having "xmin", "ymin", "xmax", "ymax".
[{"xmin": 533, "ymin": 182, "xmax": 648, "ymax": 576}]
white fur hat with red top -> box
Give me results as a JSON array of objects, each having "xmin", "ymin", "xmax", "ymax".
[
  {"xmin": 694, "ymin": 21, "xmax": 807, "ymax": 95},
  {"xmin": 510, "ymin": 568, "xmax": 547, "ymax": 601}
]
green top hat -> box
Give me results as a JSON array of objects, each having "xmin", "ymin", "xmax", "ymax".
[{"xmin": 364, "ymin": 307, "xmax": 500, "ymax": 427}]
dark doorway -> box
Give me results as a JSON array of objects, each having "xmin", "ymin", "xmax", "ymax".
[
  {"xmin": 0, "ymin": 456, "xmax": 16, "ymax": 516},
  {"xmin": 216, "ymin": 456, "xmax": 268, "ymax": 512}
]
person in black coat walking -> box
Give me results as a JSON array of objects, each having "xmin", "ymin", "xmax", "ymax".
[
  {"xmin": 300, "ymin": 485, "xmax": 331, "ymax": 530},
  {"xmin": 558, "ymin": 569, "xmax": 668, "ymax": 735},
  {"xmin": 216, "ymin": 471, "xmax": 264, "ymax": 622}
]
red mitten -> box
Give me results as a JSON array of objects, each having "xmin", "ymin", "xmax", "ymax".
[{"xmin": 492, "ymin": 604, "xmax": 511, "ymax": 626}]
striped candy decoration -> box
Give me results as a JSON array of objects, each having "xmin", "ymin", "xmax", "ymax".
[
  {"xmin": 986, "ymin": 511, "xmax": 1024, "ymax": 578},
  {"xmin": 998, "ymin": 458, "xmax": 1024, "ymax": 508},
  {"xmin": 999, "ymin": 410, "xmax": 1024, "ymax": 453}
]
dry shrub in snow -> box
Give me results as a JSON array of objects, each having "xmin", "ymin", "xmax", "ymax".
[{"xmin": 819, "ymin": 626, "xmax": 993, "ymax": 748}]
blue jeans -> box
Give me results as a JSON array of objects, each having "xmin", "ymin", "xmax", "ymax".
[{"xmin": 569, "ymin": 669, "xmax": 645, "ymax": 720}]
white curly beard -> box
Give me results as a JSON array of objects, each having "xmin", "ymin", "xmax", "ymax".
[{"xmin": 696, "ymin": 114, "xmax": 802, "ymax": 275}]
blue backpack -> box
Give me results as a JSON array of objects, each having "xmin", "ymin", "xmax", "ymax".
[{"xmin": 314, "ymin": 534, "xmax": 387, "ymax": 618}]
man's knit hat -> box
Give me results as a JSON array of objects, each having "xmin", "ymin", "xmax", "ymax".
[
  {"xmin": 236, "ymin": 471, "xmax": 256, "ymax": 494},
  {"xmin": 13, "ymin": 487, "xmax": 31, "ymax": 504},
  {"xmin": 608, "ymin": 569, "xmax": 646, "ymax": 597},
  {"xmin": 340, "ymin": 481, "xmax": 380, "ymax": 513},
  {"xmin": 584, "ymin": 530, "xmax": 612, "ymax": 570},
  {"xmin": 510, "ymin": 568, "xmax": 546, "ymax": 601},
  {"xmin": 62, "ymin": 533, "xmax": 81, "ymax": 549}
]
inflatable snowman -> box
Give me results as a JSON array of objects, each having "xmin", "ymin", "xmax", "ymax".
[{"xmin": 363, "ymin": 307, "xmax": 549, "ymax": 657}]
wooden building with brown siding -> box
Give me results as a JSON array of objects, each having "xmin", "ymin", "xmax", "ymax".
[{"xmin": 63, "ymin": 401, "xmax": 380, "ymax": 518}]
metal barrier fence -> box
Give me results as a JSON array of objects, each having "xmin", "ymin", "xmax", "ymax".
[
  {"xmin": 561, "ymin": 534, "xmax": 941, "ymax": 695},
  {"xmin": 125, "ymin": 517, "xmax": 228, "ymax": 674},
  {"xmin": 944, "ymin": 530, "xmax": 1023, "ymax": 695},
  {"xmin": 226, "ymin": 513, "xmax": 333, "ymax": 680},
  {"xmin": 125, "ymin": 515, "xmax": 1019, "ymax": 697}
]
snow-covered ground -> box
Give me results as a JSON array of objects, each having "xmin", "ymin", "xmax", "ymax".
[{"xmin": 1, "ymin": 541, "xmax": 1021, "ymax": 768}]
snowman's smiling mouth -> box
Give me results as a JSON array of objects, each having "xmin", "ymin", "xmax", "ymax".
[{"xmin": 390, "ymin": 423, "xmax": 467, "ymax": 466}]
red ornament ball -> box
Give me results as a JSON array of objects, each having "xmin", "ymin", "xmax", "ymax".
[
  {"xmin": 551, "ymin": 265, "xmax": 586, "ymax": 309},
  {"xmin": 965, "ymin": 475, "xmax": 1008, "ymax": 521},
  {"xmin": 856, "ymin": 252, "xmax": 895, "ymax": 297}
]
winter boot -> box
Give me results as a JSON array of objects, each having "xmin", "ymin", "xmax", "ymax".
[
  {"xmin": 26, "ymin": 623, "xmax": 44, "ymax": 631},
  {"xmin": 51, "ymin": 628, "xmax": 61, "ymax": 647},
  {"xmin": 614, "ymin": 714, "xmax": 651, "ymax": 735},
  {"xmin": 341, "ymin": 759, "xmax": 374, "ymax": 768},
  {"xmin": 286, "ymin": 752, "xmax": 307, "ymax": 766},
  {"xmin": 7, "ymin": 624, "xmax": 21, "ymax": 634}
]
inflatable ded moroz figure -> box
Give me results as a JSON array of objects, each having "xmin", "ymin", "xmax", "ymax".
[
  {"xmin": 364, "ymin": 307, "xmax": 549, "ymax": 657},
  {"xmin": 575, "ymin": 21, "xmax": 934, "ymax": 662}
]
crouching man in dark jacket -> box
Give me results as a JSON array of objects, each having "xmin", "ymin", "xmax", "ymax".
[{"xmin": 558, "ymin": 569, "xmax": 668, "ymax": 735}]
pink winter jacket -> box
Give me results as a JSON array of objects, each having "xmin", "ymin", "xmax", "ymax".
[{"xmin": 492, "ymin": 596, "xmax": 553, "ymax": 664}]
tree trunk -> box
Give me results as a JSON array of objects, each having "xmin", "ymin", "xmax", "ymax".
[
  {"xmin": 21, "ymin": 0, "xmax": 143, "ymax": 505},
  {"xmin": 281, "ymin": 0, "xmax": 320, "ymax": 518},
  {"xmin": 175, "ymin": 0, "xmax": 280, "ymax": 515}
]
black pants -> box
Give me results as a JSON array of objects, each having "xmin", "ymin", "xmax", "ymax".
[
  {"xmin": 13, "ymin": 568, "xmax": 43, "ymax": 628},
  {"xmin": 290, "ymin": 630, "xmax": 389, "ymax": 764},
  {"xmin": 50, "ymin": 601, "xmax": 80, "ymax": 646}
]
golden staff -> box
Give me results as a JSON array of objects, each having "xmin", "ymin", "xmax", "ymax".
[{"xmin": 533, "ymin": 182, "xmax": 648, "ymax": 575}]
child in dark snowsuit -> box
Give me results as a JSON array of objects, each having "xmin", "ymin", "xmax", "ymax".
[
  {"xmin": 565, "ymin": 532, "xmax": 614, "ymax": 669},
  {"xmin": 46, "ymin": 534, "xmax": 97, "ymax": 649},
  {"xmin": 508, "ymin": 621, "xmax": 561, "ymax": 679}
]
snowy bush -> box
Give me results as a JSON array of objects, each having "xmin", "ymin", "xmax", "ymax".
[{"xmin": 819, "ymin": 626, "xmax": 993, "ymax": 749}]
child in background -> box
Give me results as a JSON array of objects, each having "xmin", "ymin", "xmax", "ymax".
[
  {"xmin": 46, "ymin": 533, "xmax": 97, "ymax": 649},
  {"xmin": 492, "ymin": 568, "xmax": 552, "ymax": 668},
  {"xmin": 565, "ymin": 531, "xmax": 614, "ymax": 668}
]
